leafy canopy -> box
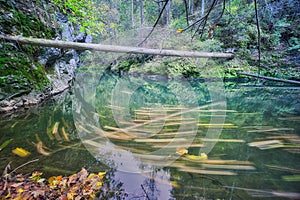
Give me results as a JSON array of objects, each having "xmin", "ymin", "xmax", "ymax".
[{"xmin": 51, "ymin": 0, "xmax": 109, "ymax": 36}]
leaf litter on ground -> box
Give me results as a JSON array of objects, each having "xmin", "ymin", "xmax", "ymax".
[{"xmin": 0, "ymin": 167, "xmax": 106, "ymax": 199}]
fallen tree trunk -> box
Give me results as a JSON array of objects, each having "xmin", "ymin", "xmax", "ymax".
[
  {"xmin": 238, "ymin": 72, "xmax": 300, "ymax": 85},
  {"xmin": 0, "ymin": 34, "xmax": 234, "ymax": 58}
]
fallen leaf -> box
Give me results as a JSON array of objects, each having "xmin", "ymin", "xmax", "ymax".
[
  {"xmin": 170, "ymin": 181, "xmax": 180, "ymax": 188},
  {"xmin": 52, "ymin": 122, "xmax": 62, "ymax": 140},
  {"xmin": 61, "ymin": 127, "xmax": 70, "ymax": 142},
  {"xmin": 185, "ymin": 153, "xmax": 208, "ymax": 160},
  {"xmin": 0, "ymin": 139, "xmax": 13, "ymax": 151},
  {"xmin": 36, "ymin": 141, "xmax": 51, "ymax": 156},
  {"xmin": 11, "ymin": 182, "xmax": 23, "ymax": 188},
  {"xmin": 12, "ymin": 148, "xmax": 31, "ymax": 157},
  {"xmin": 176, "ymin": 147, "xmax": 188, "ymax": 156}
]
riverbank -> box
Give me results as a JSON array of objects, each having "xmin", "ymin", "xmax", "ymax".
[{"xmin": 0, "ymin": 0, "xmax": 91, "ymax": 114}]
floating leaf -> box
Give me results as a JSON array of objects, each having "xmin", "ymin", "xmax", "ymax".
[
  {"xmin": 248, "ymin": 140, "xmax": 283, "ymax": 150},
  {"xmin": 282, "ymin": 175, "xmax": 300, "ymax": 182},
  {"xmin": 185, "ymin": 153, "xmax": 208, "ymax": 160},
  {"xmin": 61, "ymin": 126, "xmax": 70, "ymax": 142},
  {"xmin": 36, "ymin": 141, "xmax": 51, "ymax": 156},
  {"xmin": 178, "ymin": 167, "xmax": 236, "ymax": 175},
  {"xmin": 198, "ymin": 123, "xmax": 236, "ymax": 127},
  {"xmin": 52, "ymin": 122, "xmax": 62, "ymax": 140},
  {"xmin": 12, "ymin": 147, "xmax": 31, "ymax": 157},
  {"xmin": 170, "ymin": 181, "xmax": 180, "ymax": 188},
  {"xmin": 176, "ymin": 147, "xmax": 188, "ymax": 156},
  {"xmin": 0, "ymin": 139, "xmax": 13, "ymax": 151}
]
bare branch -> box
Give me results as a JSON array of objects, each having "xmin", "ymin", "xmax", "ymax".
[
  {"xmin": 254, "ymin": 0, "xmax": 261, "ymax": 76},
  {"xmin": 192, "ymin": 0, "xmax": 218, "ymax": 39},
  {"xmin": 138, "ymin": 0, "xmax": 170, "ymax": 46}
]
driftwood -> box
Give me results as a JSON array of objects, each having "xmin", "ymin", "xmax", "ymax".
[
  {"xmin": 238, "ymin": 72, "xmax": 300, "ymax": 85},
  {"xmin": 0, "ymin": 34, "xmax": 234, "ymax": 58}
]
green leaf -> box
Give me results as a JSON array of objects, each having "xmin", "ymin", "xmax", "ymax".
[{"xmin": 0, "ymin": 139, "xmax": 13, "ymax": 151}]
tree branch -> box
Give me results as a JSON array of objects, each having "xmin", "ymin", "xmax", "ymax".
[
  {"xmin": 238, "ymin": 72, "xmax": 300, "ymax": 85},
  {"xmin": 138, "ymin": 0, "xmax": 170, "ymax": 46},
  {"xmin": 193, "ymin": 0, "xmax": 218, "ymax": 39}
]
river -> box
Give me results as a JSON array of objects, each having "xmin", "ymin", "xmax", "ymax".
[{"xmin": 0, "ymin": 72, "xmax": 299, "ymax": 199}]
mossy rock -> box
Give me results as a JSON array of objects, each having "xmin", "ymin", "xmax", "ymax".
[
  {"xmin": 0, "ymin": 0, "xmax": 58, "ymax": 97},
  {"xmin": 0, "ymin": 49, "xmax": 49, "ymax": 92}
]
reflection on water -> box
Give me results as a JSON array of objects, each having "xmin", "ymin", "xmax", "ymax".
[{"xmin": 1, "ymin": 73, "xmax": 300, "ymax": 199}]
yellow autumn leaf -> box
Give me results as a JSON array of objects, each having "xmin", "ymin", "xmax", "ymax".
[
  {"xmin": 32, "ymin": 171, "xmax": 43, "ymax": 177},
  {"xmin": 67, "ymin": 192, "xmax": 75, "ymax": 200},
  {"xmin": 170, "ymin": 181, "xmax": 180, "ymax": 188},
  {"xmin": 87, "ymin": 173, "xmax": 96, "ymax": 180},
  {"xmin": 4, "ymin": 193, "xmax": 10, "ymax": 199},
  {"xmin": 48, "ymin": 176, "xmax": 56, "ymax": 185},
  {"xmin": 177, "ymin": 29, "xmax": 183, "ymax": 33},
  {"xmin": 12, "ymin": 147, "xmax": 31, "ymax": 157},
  {"xmin": 17, "ymin": 188, "xmax": 24, "ymax": 193},
  {"xmin": 185, "ymin": 153, "xmax": 208, "ymax": 160},
  {"xmin": 96, "ymin": 181, "xmax": 102, "ymax": 187},
  {"xmin": 98, "ymin": 171, "xmax": 106, "ymax": 177}
]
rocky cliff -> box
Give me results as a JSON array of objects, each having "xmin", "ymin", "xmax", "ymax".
[{"xmin": 0, "ymin": 0, "xmax": 90, "ymax": 114}]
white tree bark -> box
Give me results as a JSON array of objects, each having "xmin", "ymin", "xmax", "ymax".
[
  {"xmin": 131, "ymin": 0, "xmax": 135, "ymax": 28},
  {"xmin": 201, "ymin": 0, "xmax": 205, "ymax": 16},
  {"xmin": 0, "ymin": 34, "xmax": 234, "ymax": 58},
  {"xmin": 140, "ymin": 0, "xmax": 144, "ymax": 27}
]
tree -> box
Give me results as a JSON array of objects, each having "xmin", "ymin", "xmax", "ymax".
[
  {"xmin": 201, "ymin": 0, "xmax": 205, "ymax": 16},
  {"xmin": 165, "ymin": 0, "xmax": 172, "ymax": 25},
  {"xmin": 131, "ymin": 0, "xmax": 135, "ymax": 28},
  {"xmin": 140, "ymin": 0, "xmax": 144, "ymax": 27}
]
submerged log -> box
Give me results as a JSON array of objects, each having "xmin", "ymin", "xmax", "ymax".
[
  {"xmin": 238, "ymin": 72, "xmax": 300, "ymax": 85},
  {"xmin": 0, "ymin": 34, "xmax": 234, "ymax": 58}
]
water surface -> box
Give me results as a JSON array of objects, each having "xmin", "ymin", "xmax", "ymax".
[{"xmin": 1, "ymin": 74, "xmax": 299, "ymax": 199}]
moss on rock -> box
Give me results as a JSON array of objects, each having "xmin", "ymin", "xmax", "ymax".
[{"xmin": 0, "ymin": 0, "xmax": 57, "ymax": 99}]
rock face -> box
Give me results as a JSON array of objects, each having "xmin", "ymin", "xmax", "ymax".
[{"xmin": 0, "ymin": 1, "xmax": 91, "ymax": 114}]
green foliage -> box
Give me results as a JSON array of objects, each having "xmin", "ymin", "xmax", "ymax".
[
  {"xmin": 211, "ymin": 0, "xmax": 299, "ymax": 80},
  {"xmin": 169, "ymin": 15, "xmax": 187, "ymax": 30},
  {"xmin": 288, "ymin": 37, "xmax": 300, "ymax": 52},
  {"xmin": 51, "ymin": 0, "xmax": 108, "ymax": 36},
  {"xmin": 223, "ymin": 59, "xmax": 251, "ymax": 78}
]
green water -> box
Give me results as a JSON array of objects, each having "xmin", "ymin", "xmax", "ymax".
[{"xmin": 0, "ymin": 73, "xmax": 299, "ymax": 199}]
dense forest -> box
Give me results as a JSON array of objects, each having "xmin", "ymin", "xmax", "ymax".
[{"xmin": 0, "ymin": 0, "xmax": 299, "ymax": 108}]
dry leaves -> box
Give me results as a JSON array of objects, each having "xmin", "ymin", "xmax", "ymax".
[{"xmin": 0, "ymin": 168, "xmax": 106, "ymax": 200}]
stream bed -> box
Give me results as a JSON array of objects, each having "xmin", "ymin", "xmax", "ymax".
[{"xmin": 0, "ymin": 73, "xmax": 299, "ymax": 199}]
